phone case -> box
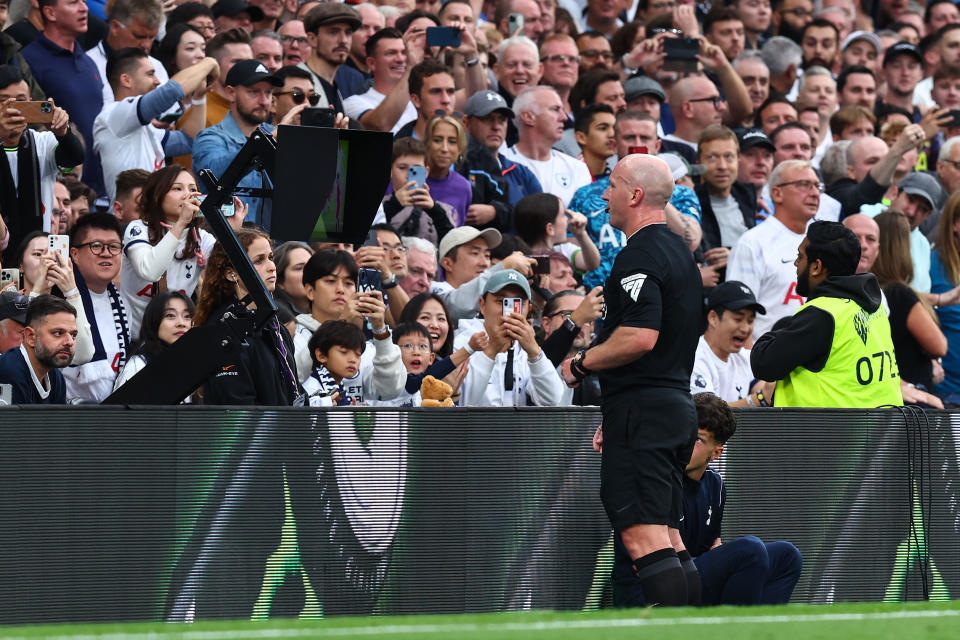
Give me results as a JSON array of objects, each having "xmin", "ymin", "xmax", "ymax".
[
  {"xmin": 0, "ymin": 269, "xmax": 19, "ymax": 287},
  {"xmin": 10, "ymin": 101, "xmax": 54, "ymax": 124},
  {"xmin": 48, "ymin": 235, "xmax": 69, "ymax": 264},
  {"xmin": 408, "ymin": 166, "xmax": 427, "ymax": 189},
  {"xmin": 502, "ymin": 298, "xmax": 522, "ymax": 317}
]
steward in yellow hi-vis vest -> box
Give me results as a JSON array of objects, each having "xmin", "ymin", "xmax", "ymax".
[{"xmin": 751, "ymin": 221, "xmax": 903, "ymax": 408}]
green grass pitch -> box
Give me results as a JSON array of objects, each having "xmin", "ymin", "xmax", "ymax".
[{"xmin": 3, "ymin": 601, "xmax": 960, "ymax": 640}]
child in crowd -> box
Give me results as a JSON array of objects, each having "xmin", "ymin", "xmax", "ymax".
[
  {"xmin": 376, "ymin": 322, "xmax": 489, "ymax": 407},
  {"xmin": 305, "ymin": 320, "xmax": 366, "ymax": 407}
]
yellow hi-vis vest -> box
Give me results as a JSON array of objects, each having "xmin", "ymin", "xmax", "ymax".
[{"xmin": 775, "ymin": 296, "xmax": 904, "ymax": 408}]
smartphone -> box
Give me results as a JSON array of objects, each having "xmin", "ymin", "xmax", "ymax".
[
  {"xmin": 197, "ymin": 194, "xmax": 235, "ymax": 217},
  {"xmin": 10, "ymin": 100, "xmax": 53, "ymax": 124},
  {"xmin": 358, "ymin": 268, "xmax": 383, "ymax": 295},
  {"xmin": 426, "ymin": 26, "xmax": 462, "ymax": 48},
  {"xmin": 0, "ymin": 268, "xmax": 19, "ymax": 290},
  {"xmin": 502, "ymin": 297, "xmax": 522, "ymax": 317},
  {"xmin": 507, "ymin": 13, "xmax": 524, "ymax": 37},
  {"xmin": 48, "ymin": 234, "xmax": 69, "ymax": 265},
  {"xmin": 362, "ymin": 228, "xmax": 379, "ymax": 248},
  {"xmin": 408, "ymin": 165, "xmax": 427, "ymax": 189},
  {"xmin": 628, "ymin": 146, "xmax": 648, "ymax": 155},
  {"xmin": 533, "ymin": 256, "xmax": 550, "ymax": 275},
  {"xmin": 946, "ymin": 109, "xmax": 960, "ymax": 128},
  {"xmin": 157, "ymin": 111, "xmax": 183, "ymax": 124},
  {"xmin": 663, "ymin": 37, "xmax": 700, "ymax": 72},
  {"xmin": 301, "ymin": 107, "xmax": 337, "ymax": 128}
]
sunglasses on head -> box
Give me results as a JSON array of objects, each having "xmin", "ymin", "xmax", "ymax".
[{"xmin": 277, "ymin": 89, "xmax": 321, "ymax": 106}]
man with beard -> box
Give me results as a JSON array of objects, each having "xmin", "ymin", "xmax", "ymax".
[
  {"xmin": 297, "ymin": 3, "xmax": 361, "ymax": 112},
  {"xmin": 193, "ymin": 60, "xmax": 308, "ymax": 229},
  {"xmin": 751, "ymin": 221, "xmax": 903, "ymax": 408},
  {"xmin": 799, "ymin": 18, "xmax": 838, "ymax": 71},
  {"xmin": 727, "ymin": 160, "xmax": 820, "ymax": 340},
  {"xmin": 771, "ymin": 0, "xmax": 813, "ymax": 43},
  {"xmin": 0, "ymin": 294, "xmax": 76, "ymax": 404}
]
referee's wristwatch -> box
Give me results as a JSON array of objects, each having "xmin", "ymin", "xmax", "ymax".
[{"xmin": 570, "ymin": 349, "xmax": 591, "ymax": 381}]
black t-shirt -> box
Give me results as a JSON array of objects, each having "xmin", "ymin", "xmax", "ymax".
[
  {"xmin": 596, "ymin": 222, "xmax": 703, "ymax": 398},
  {"xmin": 883, "ymin": 281, "xmax": 933, "ymax": 389}
]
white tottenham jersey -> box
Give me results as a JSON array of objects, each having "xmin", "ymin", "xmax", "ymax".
[
  {"xmin": 727, "ymin": 215, "xmax": 808, "ymax": 342},
  {"xmin": 690, "ymin": 336, "xmax": 754, "ymax": 403}
]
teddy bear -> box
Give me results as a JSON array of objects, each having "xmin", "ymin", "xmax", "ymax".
[{"xmin": 420, "ymin": 375, "xmax": 454, "ymax": 407}]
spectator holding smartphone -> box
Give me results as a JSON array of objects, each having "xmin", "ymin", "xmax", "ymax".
[
  {"xmin": 121, "ymin": 165, "xmax": 246, "ymax": 340},
  {"xmin": 454, "ymin": 269, "xmax": 565, "ymax": 406},
  {"xmin": 292, "ymin": 249, "xmax": 406, "ymax": 404},
  {"xmin": 0, "ymin": 65, "xmax": 83, "ymax": 264},
  {"xmin": 382, "ymin": 137, "xmax": 456, "ymax": 245}
]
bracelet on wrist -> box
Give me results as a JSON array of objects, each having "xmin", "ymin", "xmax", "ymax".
[
  {"xmin": 191, "ymin": 97, "xmax": 206, "ymax": 106},
  {"xmin": 464, "ymin": 344, "xmax": 476, "ymax": 355},
  {"xmin": 464, "ymin": 57, "xmax": 480, "ymax": 67},
  {"xmin": 62, "ymin": 287, "xmax": 79, "ymax": 299},
  {"xmin": 755, "ymin": 390, "xmax": 770, "ymax": 407},
  {"xmin": 528, "ymin": 350, "xmax": 544, "ymax": 365},
  {"xmin": 372, "ymin": 327, "xmax": 390, "ymax": 340}
]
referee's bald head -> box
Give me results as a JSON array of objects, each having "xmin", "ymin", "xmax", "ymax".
[{"xmin": 613, "ymin": 154, "xmax": 675, "ymax": 209}]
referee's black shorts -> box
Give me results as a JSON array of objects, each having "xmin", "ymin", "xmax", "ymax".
[{"xmin": 600, "ymin": 387, "xmax": 697, "ymax": 531}]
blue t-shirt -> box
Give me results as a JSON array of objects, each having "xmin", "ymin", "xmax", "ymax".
[
  {"xmin": 571, "ymin": 179, "xmax": 701, "ymax": 289},
  {"xmin": 931, "ymin": 249, "xmax": 960, "ymax": 396}
]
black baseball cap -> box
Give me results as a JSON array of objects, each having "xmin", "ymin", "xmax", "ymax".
[
  {"xmin": 882, "ymin": 42, "xmax": 924, "ymax": 67},
  {"xmin": 225, "ymin": 59, "xmax": 283, "ymax": 87},
  {"xmin": 737, "ymin": 128, "xmax": 775, "ymax": 153},
  {"xmin": 706, "ymin": 280, "xmax": 766, "ymax": 314},
  {"xmin": 0, "ymin": 291, "xmax": 29, "ymax": 325},
  {"xmin": 212, "ymin": 0, "xmax": 264, "ymax": 21}
]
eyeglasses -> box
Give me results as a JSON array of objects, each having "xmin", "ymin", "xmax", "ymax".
[
  {"xmin": 433, "ymin": 109, "xmax": 465, "ymax": 119},
  {"xmin": 74, "ymin": 241, "xmax": 123, "ymax": 256},
  {"xmin": 280, "ymin": 35, "xmax": 310, "ymax": 46},
  {"xmin": 541, "ymin": 53, "xmax": 580, "ymax": 64},
  {"xmin": 941, "ymin": 158, "xmax": 960, "ymax": 170},
  {"xmin": 275, "ymin": 89, "xmax": 321, "ymax": 106},
  {"xmin": 580, "ymin": 49, "xmax": 615, "ymax": 61},
  {"xmin": 688, "ymin": 96, "xmax": 726, "ymax": 109},
  {"xmin": 650, "ymin": 27, "xmax": 684, "ymax": 36},
  {"xmin": 399, "ymin": 343, "xmax": 432, "ymax": 354},
  {"xmin": 776, "ymin": 180, "xmax": 825, "ymax": 193}
]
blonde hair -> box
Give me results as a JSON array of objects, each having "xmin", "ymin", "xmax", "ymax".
[{"xmin": 425, "ymin": 114, "xmax": 467, "ymax": 168}]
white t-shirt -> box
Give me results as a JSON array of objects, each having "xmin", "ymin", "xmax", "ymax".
[
  {"xmin": 913, "ymin": 76, "xmax": 934, "ymax": 110},
  {"xmin": 4, "ymin": 130, "xmax": 61, "ymax": 232},
  {"xmin": 86, "ymin": 42, "xmax": 170, "ymax": 104},
  {"xmin": 94, "ymin": 97, "xmax": 168, "ymax": 202},
  {"xmin": 727, "ymin": 215, "xmax": 808, "ymax": 341},
  {"xmin": 690, "ymin": 336, "xmax": 754, "ymax": 403},
  {"xmin": 711, "ymin": 194, "xmax": 748, "ymax": 248},
  {"xmin": 342, "ymin": 87, "xmax": 417, "ymax": 135},
  {"xmin": 121, "ymin": 220, "xmax": 215, "ymax": 340},
  {"xmin": 501, "ymin": 146, "xmax": 593, "ymax": 206}
]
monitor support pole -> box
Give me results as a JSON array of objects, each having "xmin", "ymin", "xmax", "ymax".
[{"xmin": 103, "ymin": 128, "xmax": 282, "ymax": 405}]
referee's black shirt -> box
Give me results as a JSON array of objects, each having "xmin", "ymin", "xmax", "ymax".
[{"xmin": 596, "ymin": 223, "xmax": 703, "ymax": 399}]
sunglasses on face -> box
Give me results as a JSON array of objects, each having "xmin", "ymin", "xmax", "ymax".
[{"xmin": 276, "ymin": 89, "xmax": 321, "ymax": 106}]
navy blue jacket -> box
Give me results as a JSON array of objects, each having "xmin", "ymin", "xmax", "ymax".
[
  {"xmin": 0, "ymin": 347, "xmax": 66, "ymax": 404},
  {"xmin": 679, "ymin": 467, "xmax": 725, "ymax": 557}
]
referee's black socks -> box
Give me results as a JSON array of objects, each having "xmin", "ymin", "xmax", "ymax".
[
  {"xmin": 632, "ymin": 548, "xmax": 687, "ymax": 607},
  {"xmin": 677, "ymin": 549, "xmax": 702, "ymax": 606}
]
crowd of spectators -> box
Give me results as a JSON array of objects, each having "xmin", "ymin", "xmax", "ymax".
[{"xmin": 1, "ymin": 0, "xmax": 959, "ymax": 408}]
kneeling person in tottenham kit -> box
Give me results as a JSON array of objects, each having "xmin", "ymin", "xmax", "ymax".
[
  {"xmin": 751, "ymin": 221, "xmax": 903, "ymax": 408},
  {"xmin": 563, "ymin": 154, "xmax": 704, "ymax": 606},
  {"xmin": 611, "ymin": 393, "xmax": 803, "ymax": 606}
]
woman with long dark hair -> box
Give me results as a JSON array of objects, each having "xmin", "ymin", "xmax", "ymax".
[
  {"xmin": 399, "ymin": 292, "xmax": 454, "ymax": 357},
  {"xmin": 121, "ymin": 165, "xmax": 245, "ymax": 339},
  {"xmin": 194, "ymin": 228, "xmax": 301, "ymax": 406},
  {"xmin": 872, "ymin": 210, "xmax": 947, "ymax": 391},
  {"xmin": 113, "ymin": 291, "xmax": 195, "ymax": 395},
  {"xmin": 272, "ymin": 241, "xmax": 314, "ymax": 317}
]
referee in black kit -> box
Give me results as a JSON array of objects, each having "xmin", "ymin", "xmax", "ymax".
[{"xmin": 562, "ymin": 154, "xmax": 704, "ymax": 607}]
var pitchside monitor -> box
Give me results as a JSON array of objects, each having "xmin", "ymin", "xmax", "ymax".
[{"xmin": 271, "ymin": 126, "xmax": 393, "ymax": 245}]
